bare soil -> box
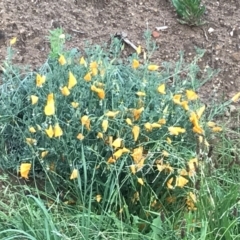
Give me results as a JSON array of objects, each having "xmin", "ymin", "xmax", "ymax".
[{"xmin": 0, "ymin": 0, "xmax": 239, "ymax": 102}]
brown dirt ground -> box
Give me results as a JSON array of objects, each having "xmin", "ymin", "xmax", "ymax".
[
  {"xmin": 1, "ymin": 0, "xmax": 240, "ymax": 102},
  {"xmin": 0, "ymin": 0, "xmax": 240, "ymax": 103}
]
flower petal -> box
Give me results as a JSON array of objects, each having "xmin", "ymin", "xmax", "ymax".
[
  {"xmin": 70, "ymin": 169, "xmax": 78, "ymax": 180},
  {"xmin": 132, "ymin": 125, "xmax": 140, "ymax": 141},
  {"xmin": 68, "ymin": 71, "xmax": 77, "ymax": 89},
  {"xmin": 20, "ymin": 163, "xmax": 31, "ymax": 179}
]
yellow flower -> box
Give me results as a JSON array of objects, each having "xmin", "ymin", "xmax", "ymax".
[
  {"xmin": 167, "ymin": 177, "xmax": 174, "ymax": 189},
  {"xmin": 186, "ymin": 90, "xmax": 198, "ymax": 100},
  {"xmin": 91, "ymin": 67, "xmax": 98, "ymax": 76},
  {"xmin": 144, "ymin": 122, "xmax": 152, "ymax": 132},
  {"xmin": 41, "ymin": 151, "xmax": 49, "ymax": 158},
  {"xmin": 148, "ymin": 64, "xmax": 159, "ymax": 71},
  {"xmin": 156, "ymin": 161, "xmax": 173, "ymax": 173},
  {"xmin": 10, "ymin": 37, "xmax": 17, "ymax": 46},
  {"xmin": 132, "ymin": 125, "xmax": 140, "ymax": 141},
  {"xmin": 133, "ymin": 107, "xmax": 144, "ymax": 121},
  {"xmin": 180, "ymin": 101, "xmax": 189, "ymax": 111},
  {"xmin": 68, "ymin": 71, "xmax": 77, "ymax": 89},
  {"xmin": 186, "ymin": 192, "xmax": 197, "ymax": 211},
  {"xmin": 189, "ymin": 112, "xmax": 199, "ymax": 127},
  {"xmin": 196, "ymin": 105, "xmax": 205, "ymax": 119},
  {"xmin": 168, "ymin": 126, "xmax": 186, "ymax": 135},
  {"xmin": 97, "ymin": 132, "xmax": 103, "ymax": 139},
  {"xmin": 90, "ymin": 61, "xmax": 98, "ymax": 69},
  {"xmin": 136, "ymin": 91, "xmax": 146, "ymax": 97},
  {"xmin": 26, "ymin": 138, "xmax": 37, "ymax": 145},
  {"xmin": 36, "ymin": 74, "xmax": 46, "ymax": 87},
  {"xmin": 132, "ymin": 59, "xmax": 140, "ymax": 69},
  {"xmin": 84, "ymin": 72, "xmax": 92, "ymax": 82},
  {"xmin": 162, "ymin": 150, "xmax": 169, "ymax": 157},
  {"xmin": 61, "ymin": 86, "xmax": 70, "ymax": 96},
  {"xmin": 113, "ymin": 149, "xmax": 124, "ymax": 160},
  {"xmin": 30, "ymin": 95, "xmax": 39, "ymax": 105},
  {"xmin": 70, "ymin": 169, "xmax": 78, "ymax": 180},
  {"xmin": 20, "ymin": 163, "xmax": 31, "ymax": 179},
  {"xmin": 107, "ymin": 156, "xmax": 116, "ymax": 164},
  {"xmin": 173, "ymin": 94, "xmax": 182, "ymax": 104},
  {"xmin": 45, "ymin": 125, "xmax": 54, "ymax": 138},
  {"xmin": 44, "ymin": 93, "xmax": 55, "ymax": 116},
  {"xmin": 130, "ymin": 165, "xmax": 136, "ymax": 174},
  {"xmin": 80, "ymin": 56, "xmax": 86, "ymax": 65},
  {"xmin": 102, "ymin": 120, "xmax": 108, "ymax": 132},
  {"xmin": 91, "ymin": 85, "xmax": 105, "ymax": 99},
  {"xmin": 105, "ymin": 111, "xmax": 119, "ymax": 118},
  {"xmin": 54, "ymin": 123, "xmax": 63, "ymax": 137},
  {"xmin": 137, "ymin": 178, "xmax": 144, "ymax": 186},
  {"xmin": 71, "ymin": 102, "xmax": 79, "ymax": 108},
  {"xmin": 131, "ymin": 146, "xmax": 143, "ymax": 164},
  {"xmin": 207, "ymin": 121, "xmax": 216, "ymax": 127},
  {"xmin": 28, "ymin": 127, "xmax": 36, "ymax": 133},
  {"xmin": 193, "ymin": 125, "xmax": 204, "ymax": 134},
  {"xmin": 166, "ymin": 137, "xmax": 172, "ymax": 144},
  {"xmin": 136, "ymin": 45, "xmax": 141, "ymax": 55},
  {"xmin": 77, "ymin": 133, "xmax": 84, "ymax": 140},
  {"xmin": 157, "ymin": 84, "xmax": 166, "ymax": 94},
  {"xmin": 176, "ymin": 176, "xmax": 189, "ymax": 188},
  {"xmin": 151, "ymin": 123, "xmax": 162, "ymax": 129},
  {"xmin": 212, "ymin": 126, "xmax": 222, "ymax": 132},
  {"xmin": 112, "ymin": 138, "xmax": 122, "ymax": 149},
  {"xmin": 81, "ymin": 115, "xmax": 90, "ymax": 130},
  {"xmin": 58, "ymin": 54, "xmax": 66, "ymax": 65},
  {"xmin": 188, "ymin": 158, "xmax": 198, "ymax": 177},
  {"xmin": 126, "ymin": 118, "xmax": 133, "ymax": 126},
  {"xmin": 158, "ymin": 119, "xmax": 166, "ymax": 125},
  {"xmin": 96, "ymin": 194, "xmax": 102, "ymax": 203},
  {"xmin": 231, "ymin": 92, "xmax": 240, "ymax": 102}
]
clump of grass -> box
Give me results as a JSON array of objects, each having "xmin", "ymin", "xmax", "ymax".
[
  {"xmin": 171, "ymin": 0, "xmax": 206, "ymax": 26},
  {"xmin": 1, "ymin": 29, "xmax": 240, "ymax": 237}
]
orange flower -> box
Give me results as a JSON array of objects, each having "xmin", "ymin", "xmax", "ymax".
[
  {"xmin": 132, "ymin": 125, "xmax": 140, "ymax": 141},
  {"xmin": 54, "ymin": 123, "xmax": 63, "ymax": 137},
  {"xmin": 168, "ymin": 126, "xmax": 186, "ymax": 135},
  {"xmin": 36, "ymin": 74, "xmax": 46, "ymax": 87},
  {"xmin": 180, "ymin": 101, "xmax": 189, "ymax": 111},
  {"xmin": 102, "ymin": 119, "xmax": 108, "ymax": 132},
  {"xmin": 136, "ymin": 91, "xmax": 146, "ymax": 97},
  {"xmin": 68, "ymin": 71, "xmax": 77, "ymax": 89},
  {"xmin": 186, "ymin": 90, "xmax": 198, "ymax": 100},
  {"xmin": 71, "ymin": 102, "xmax": 79, "ymax": 108},
  {"xmin": 126, "ymin": 118, "xmax": 133, "ymax": 125},
  {"xmin": 77, "ymin": 133, "xmax": 84, "ymax": 140},
  {"xmin": 148, "ymin": 64, "xmax": 159, "ymax": 71},
  {"xmin": 132, "ymin": 59, "xmax": 140, "ymax": 69},
  {"xmin": 112, "ymin": 138, "xmax": 122, "ymax": 149},
  {"xmin": 80, "ymin": 56, "xmax": 86, "ymax": 65},
  {"xmin": 20, "ymin": 163, "xmax": 31, "ymax": 179},
  {"xmin": 157, "ymin": 84, "xmax": 166, "ymax": 94},
  {"xmin": 61, "ymin": 86, "xmax": 70, "ymax": 96},
  {"xmin": 30, "ymin": 95, "xmax": 39, "ymax": 105},
  {"xmin": 70, "ymin": 169, "xmax": 78, "ymax": 180},
  {"xmin": 133, "ymin": 107, "xmax": 144, "ymax": 121},
  {"xmin": 81, "ymin": 115, "xmax": 90, "ymax": 130},
  {"xmin": 84, "ymin": 72, "xmax": 92, "ymax": 82},
  {"xmin": 231, "ymin": 92, "xmax": 240, "ymax": 102},
  {"xmin": 58, "ymin": 54, "xmax": 66, "ymax": 65},
  {"xmin": 105, "ymin": 111, "xmax": 119, "ymax": 118},
  {"xmin": 173, "ymin": 94, "xmax": 182, "ymax": 104},
  {"xmin": 45, "ymin": 125, "xmax": 54, "ymax": 138},
  {"xmin": 44, "ymin": 93, "xmax": 55, "ymax": 116}
]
